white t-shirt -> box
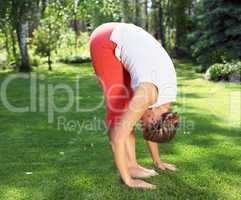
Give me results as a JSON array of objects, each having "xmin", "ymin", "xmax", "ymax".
[{"xmin": 109, "ymin": 22, "xmax": 177, "ymax": 108}]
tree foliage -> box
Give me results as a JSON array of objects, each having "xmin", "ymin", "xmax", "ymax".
[
  {"xmin": 0, "ymin": 0, "xmax": 240, "ymax": 72},
  {"xmin": 32, "ymin": 0, "xmax": 67, "ymax": 70},
  {"xmin": 189, "ymin": 0, "xmax": 241, "ymax": 67}
]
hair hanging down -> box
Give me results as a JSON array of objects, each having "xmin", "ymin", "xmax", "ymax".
[{"xmin": 143, "ymin": 111, "xmax": 179, "ymax": 143}]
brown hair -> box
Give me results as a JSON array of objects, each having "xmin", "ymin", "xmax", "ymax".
[{"xmin": 143, "ymin": 111, "xmax": 179, "ymax": 143}]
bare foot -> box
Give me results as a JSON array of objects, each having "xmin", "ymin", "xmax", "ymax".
[
  {"xmin": 155, "ymin": 162, "xmax": 177, "ymax": 171},
  {"xmin": 137, "ymin": 165, "xmax": 158, "ymax": 176},
  {"xmin": 127, "ymin": 179, "xmax": 156, "ymax": 189},
  {"xmin": 129, "ymin": 165, "xmax": 158, "ymax": 178}
]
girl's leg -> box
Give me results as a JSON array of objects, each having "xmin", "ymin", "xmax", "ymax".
[
  {"xmin": 125, "ymin": 129, "xmax": 138, "ymax": 167},
  {"xmin": 90, "ymin": 23, "xmax": 156, "ymax": 183},
  {"xmin": 90, "ymin": 23, "xmax": 127, "ymax": 129},
  {"xmin": 123, "ymin": 70, "xmax": 158, "ymax": 178},
  {"xmin": 90, "ymin": 23, "xmax": 142, "ymax": 178}
]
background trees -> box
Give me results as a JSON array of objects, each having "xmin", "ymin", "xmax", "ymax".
[
  {"xmin": 32, "ymin": 0, "xmax": 67, "ymax": 70},
  {"xmin": 188, "ymin": 0, "xmax": 241, "ymax": 69},
  {"xmin": 0, "ymin": 0, "xmax": 240, "ymax": 73}
]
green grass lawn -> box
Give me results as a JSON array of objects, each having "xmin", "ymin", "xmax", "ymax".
[{"xmin": 0, "ymin": 60, "xmax": 240, "ymax": 200}]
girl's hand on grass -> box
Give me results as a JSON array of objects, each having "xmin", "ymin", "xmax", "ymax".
[
  {"xmin": 155, "ymin": 162, "xmax": 177, "ymax": 171},
  {"xmin": 127, "ymin": 179, "xmax": 156, "ymax": 189}
]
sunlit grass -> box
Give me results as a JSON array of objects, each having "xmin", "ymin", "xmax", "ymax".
[{"xmin": 0, "ymin": 60, "xmax": 240, "ymax": 200}]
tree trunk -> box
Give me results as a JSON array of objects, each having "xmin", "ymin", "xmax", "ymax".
[
  {"xmin": 167, "ymin": 0, "xmax": 171, "ymax": 50},
  {"xmin": 144, "ymin": 0, "xmax": 149, "ymax": 30},
  {"xmin": 73, "ymin": 15, "xmax": 80, "ymax": 50},
  {"xmin": 133, "ymin": 0, "xmax": 141, "ymax": 26},
  {"xmin": 174, "ymin": 0, "xmax": 187, "ymax": 48},
  {"xmin": 73, "ymin": 0, "xmax": 80, "ymax": 49},
  {"xmin": 3, "ymin": 29, "xmax": 11, "ymax": 63},
  {"xmin": 11, "ymin": 28, "xmax": 18, "ymax": 65},
  {"xmin": 29, "ymin": 1, "xmax": 41, "ymax": 37},
  {"xmin": 48, "ymin": 51, "xmax": 52, "ymax": 71},
  {"xmin": 157, "ymin": 0, "xmax": 166, "ymax": 48},
  {"xmin": 79, "ymin": 20, "xmax": 86, "ymax": 32},
  {"xmin": 121, "ymin": 0, "xmax": 131, "ymax": 22},
  {"xmin": 41, "ymin": 0, "xmax": 47, "ymax": 16},
  {"xmin": 16, "ymin": 19, "xmax": 31, "ymax": 72},
  {"xmin": 151, "ymin": 0, "xmax": 159, "ymax": 39}
]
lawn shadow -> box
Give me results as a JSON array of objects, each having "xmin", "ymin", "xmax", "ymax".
[
  {"xmin": 0, "ymin": 61, "xmax": 240, "ymax": 199},
  {"xmin": 134, "ymin": 109, "xmax": 241, "ymax": 199}
]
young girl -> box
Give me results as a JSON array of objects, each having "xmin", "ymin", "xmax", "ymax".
[{"xmin": 89, "ymin": 22, "xmax": 178, "ymax": 189}]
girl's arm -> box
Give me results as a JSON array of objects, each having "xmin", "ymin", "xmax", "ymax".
[
  {"xmin": 110, "ymin": 82, "xmax": 157, "ymax": 189},
  {"xmin": 147, "ymin": 141, "xmax": 177, "ymax": 171}
]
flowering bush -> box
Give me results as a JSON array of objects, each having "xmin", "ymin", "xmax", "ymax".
[{"xmin": 205, "ymin": 61, "xmax": 241, "ymax": 82}]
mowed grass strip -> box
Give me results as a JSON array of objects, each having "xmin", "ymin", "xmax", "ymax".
[{"xmin": 0, "ymin": 61, "xmax": 240, "ymax": 200}]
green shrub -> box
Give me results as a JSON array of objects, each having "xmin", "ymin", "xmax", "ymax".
[
  {"xmin": 57, "ymin": 31, "xmax": 91, "ymax": 65},
  {"xmin": 195, "ymin": 65, "xmax": 205, "ymax": 73},
  {"xmin": 58, "ymin": 31, "xmax": 90, "ymax": 59},
  {"xmin": 59, "ymin": 55, "xmax": 91, "ymax": 64},
  {"xmin": 29, "ymin": 55, "xmax": 41, "ymax": 67},
  {"xmin": 207, "ymin": 61, "xmax": 241, "ymax": 82}
]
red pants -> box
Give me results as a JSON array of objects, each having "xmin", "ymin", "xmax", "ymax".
[{"xmin": 90, "ymin": 23, "xmax": 133, "ymax": 129}]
